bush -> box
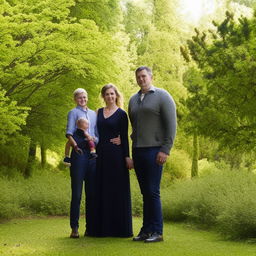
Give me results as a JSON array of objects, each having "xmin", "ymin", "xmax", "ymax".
[
  {"xmin": 163, "ymin": 149, "xmax": 191, "ymax": 185},
  {"xmin": 198, "ymin": 158, "xmax": 220, "ymax": 176},
  {"xmin": 0, "ymin": 168, "xmax": 72, "ymax": 220},
  {"xmin": 130, "ymin": 172, "xmax": 143, "ymax": 216},
  {"xmin": 0, "ymin": 135, "xmax": 30, "ymax": 173},
  {"xmin": 161, "ymin": 169, "xmax": 256, "ymax": 240}
]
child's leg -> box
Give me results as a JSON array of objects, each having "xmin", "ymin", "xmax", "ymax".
[{"xmin": 87, "ymin": 140, "xmax": 96, "ymax": 153}]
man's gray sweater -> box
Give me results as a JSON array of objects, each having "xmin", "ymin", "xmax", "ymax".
[{"xmin": 128, "ymin": 86, "xmax": 176, "ymax": 155}]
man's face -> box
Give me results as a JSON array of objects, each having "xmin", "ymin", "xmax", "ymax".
[
  {"xmin": 136, "ymin": 69, "xmax": 152, "ymax": 91},
  {"xmin": 75, "ymin": 92, "xmax": 87, "ymax": 108}
]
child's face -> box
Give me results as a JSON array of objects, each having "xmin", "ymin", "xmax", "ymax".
[
  {"xmin": 75, "ymin": 92, "xmax": 87, "ymax": 108},
  {"xmin": 77, "ymin": 119, "xmax": 89, "ymax": 130}
]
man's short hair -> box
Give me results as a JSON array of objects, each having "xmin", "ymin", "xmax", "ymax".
[
  {"xmin": 135, "ymin": 66, "xmax": 153, "ymax": 76},
  {"xmin": 73, "ymin": 88, "xmax": 88, "ymax": 98}
]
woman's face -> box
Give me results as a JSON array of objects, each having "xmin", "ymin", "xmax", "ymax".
[
  {"xmin": 75, "ymin": 92, "xmax": 87, "ymax": 108},
  {"xmin": 103, "ymin": 88, "xmax": 117, "ymax": 105}
]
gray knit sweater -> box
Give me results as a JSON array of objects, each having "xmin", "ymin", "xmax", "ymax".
[{"xmin": 128, "ymin": 86, "xmax": 176, "ymax": 155}]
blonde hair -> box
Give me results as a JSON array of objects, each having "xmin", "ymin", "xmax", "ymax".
[
  {"xmin": 73, "ymin": 88, "xmax": 88, "ymax": 98},
  {"xmin": 76, "ymin": 117, "xmax": 89, "ymax": 128},
  {"xmin": 101, "ymin": 83, "xmax": 123, "ymax": 108}
]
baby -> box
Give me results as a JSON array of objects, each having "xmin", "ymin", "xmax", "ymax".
[{"xmin": 63, "ymin": 117, "xmax": 97, "ymax": 166}]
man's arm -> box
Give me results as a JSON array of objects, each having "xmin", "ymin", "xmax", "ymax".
[{"xmin": 160, "ymin": 91, "xmax": 177, "ymax": 155}]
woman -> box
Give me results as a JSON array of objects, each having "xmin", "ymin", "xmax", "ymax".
[{"xmin": 89, "ymin": 83, "xmax": 133, "ymax": 237}]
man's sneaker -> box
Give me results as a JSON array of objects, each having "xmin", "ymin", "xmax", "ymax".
[
  {"xmin": 63, "ymin": 156, "xmax": 71, "ymax": 167},
  {"xmin": 89, "ymin": 152, "xmax": 98, "ymax": 160}
]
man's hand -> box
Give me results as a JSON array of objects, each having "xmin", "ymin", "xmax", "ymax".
[
  {"xmin": 110, "ymin": 135, "xmax": 121, "ymax": 145},
  {"xmin": 74, "ymin": 145, "xmax": 83, "ymax": 155},
  {"xmin": 156, "ymin": 151, "xmax": 168, "ymax": 165}
]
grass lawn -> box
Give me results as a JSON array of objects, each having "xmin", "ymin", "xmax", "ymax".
[{"xmin": 0, "ymin": 216, "xmax": 255, "ymax": 256}]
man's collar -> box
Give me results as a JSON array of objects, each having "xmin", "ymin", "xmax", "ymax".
[{"xmin": 138, "ymin": 85, "xmax": 155, "ymax": 94}]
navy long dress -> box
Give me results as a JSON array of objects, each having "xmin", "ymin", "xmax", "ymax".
[{"xmin": 90, "ymin": 107, "xmax": 133, "ymax": 237}]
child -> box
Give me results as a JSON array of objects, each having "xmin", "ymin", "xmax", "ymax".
[{"xmin": 63, "ymin": 117, "xmax": 97, "ymax": 166}]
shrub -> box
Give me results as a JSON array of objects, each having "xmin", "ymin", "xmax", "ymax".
[
  {"xmin": 161, "ymin": 169, "xmax": 256, "ymax": 240},
  {"xmin": 0, "ymin": 169, "xmax": 72, "ymax": 220},
  {"xmin": 163, "ymin": 149, "xmax": 191, "ymax": 185},
  {"xmin": 130, "ymin": 172, "xmax": 143, "ymax": 216}
]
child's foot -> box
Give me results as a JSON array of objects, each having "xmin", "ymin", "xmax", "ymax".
[
  {"xmin": 89, "ymin": 152, "xmax": 98, "ymax": 160},
  {"xmin": 63, "ymin": 156, "xmax": 71, "ymax": 167}
]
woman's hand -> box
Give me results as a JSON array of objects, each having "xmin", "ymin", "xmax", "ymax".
[
  {"xmin": 125, "ymin": 157, "xmax": 134, "ymax": 170},
  {"xmin": 110, "ymin": 135, "xmax": 121, "ymax": 145}
]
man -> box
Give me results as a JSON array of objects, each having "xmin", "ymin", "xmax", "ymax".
[
  {"xmin": 66, "ymin": 88, "xmax": 98, "ymax": 238},
  {"xmin": 128, "ymin": 66, "xmax": 177, "ymax": 243}
]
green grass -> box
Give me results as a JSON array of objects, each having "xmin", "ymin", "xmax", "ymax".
[{"xmin": 0, "ymin": 217, "xmax": 256, "ymax": 256}]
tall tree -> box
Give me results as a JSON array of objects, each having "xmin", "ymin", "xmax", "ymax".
[
  {"xmin": 0, "ymin": 0, "xmax": 121, "ymax": 175},
  {"xmin": 185, "ymin": 12, "xmax": 256, "ymax": 152}
]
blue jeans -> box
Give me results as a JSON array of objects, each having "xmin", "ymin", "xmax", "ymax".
[
  {"xmin": 132, "ymin": 147, "xmax": 163, "ymax": 235},
  {"xmin": 70, "ymin": 149, "xmax": 96, "ymax": 229}
]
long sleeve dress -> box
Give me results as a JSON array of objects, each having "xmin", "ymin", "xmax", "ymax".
[{"xmin": 88, "ymin": 107, "xmax": 133, "ymax": 237}]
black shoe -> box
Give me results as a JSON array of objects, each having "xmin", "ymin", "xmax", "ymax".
[
  {"xmin": 89, "ymin": 152, "xmax": 98, "ymax": 160},
  {"xmin": 144, "ymin": 232, "xmax": 163, "ymax": 243},
  {"xmin": 132, "ymin": 232, "xmax": 151, "ymax": 241},
  {"xmin": 63, "ymin": 157, "xmax": 71, "ymax": 167}
]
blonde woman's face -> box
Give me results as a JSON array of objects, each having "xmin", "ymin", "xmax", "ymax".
[{"xmin": 104, "ymin": 88, "xmax": 117, "ymax": 105}]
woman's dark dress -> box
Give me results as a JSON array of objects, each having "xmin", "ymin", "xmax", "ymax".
[{"xmin": 89, "ymin": 107, "xmax": 133, "ymax": 237}]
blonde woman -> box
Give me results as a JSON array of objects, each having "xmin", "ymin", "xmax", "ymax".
[{"xmin": 89, "ymin": 84, "xmax": 133, "ymax": 237}]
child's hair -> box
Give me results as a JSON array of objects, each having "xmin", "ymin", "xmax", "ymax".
[
  {"xmin": 101, "ymin": 83, "xmax": 123, "ymax": 107},
  {"xmin": 76, "ymin": 117, "xmax": 89, "ymax": 127},
  {"xmin": 73, "ymin": 88, "xmax": 88, "ymax": 98}
]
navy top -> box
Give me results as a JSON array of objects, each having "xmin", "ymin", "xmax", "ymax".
[{"xmin": 97, "ymin": 108, "xmax": 129, "ymax": 157}]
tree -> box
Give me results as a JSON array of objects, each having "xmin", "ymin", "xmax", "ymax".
[
  {"xmin": 0, "ymin": 88, "xmax": 29, "ymax": 144},
  {"xmin": 0, "ymin": 0, "xmax": 121, "ymax": 175},
  {"xmin": 185, "ymin": 12, "xmax": 256, "ymax": 152},
  {"xmin": 70, "ymin": 0, "xmax": 122, "ymax": 32}
]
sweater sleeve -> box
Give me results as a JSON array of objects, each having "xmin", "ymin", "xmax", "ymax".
[
  {"xmin": 160, "ymin": 91, "xmax": 177, "ymax": 154},
  {"xmin": 120, "ymin": 110, "xmax": 130, "ymax": 157}
]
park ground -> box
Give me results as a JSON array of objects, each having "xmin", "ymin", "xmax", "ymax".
[{"xmin": 1, "ymin": 217, "xmax": 256, "ymax": 256}]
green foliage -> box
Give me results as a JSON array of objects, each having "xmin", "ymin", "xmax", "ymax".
[
  {"xmin": 162, "ymin": 169, "xmax": 256, "ymax": 240},
  {"xmin": 0, "ymin": 89, "xmax": 29, "ymax": 144},
  {"xmin": 130, "ymin": 172, "xmax": 142, "ymax": 216},
  {"xmin": 185, "ymin": 13, "xmax": 256, "ymax": 152},
  {"xmin": 0, "ymin": 135, "xmax": 30, "ymax": 172},
  {"xmin": 0, "ymin": 169, "xmax": 71, "ymax": 219},
  {"xmin": 163, "ymin": 148, "xmax": 191, "ymax": 183},
  {"xmin": 70, "ymin": 0, "xmax": 122, "ymax": 32}
]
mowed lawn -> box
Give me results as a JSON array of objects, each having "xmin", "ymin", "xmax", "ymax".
[{"xmin": 0, "ymin": 217, "xmax": 256, "ymax": 256}]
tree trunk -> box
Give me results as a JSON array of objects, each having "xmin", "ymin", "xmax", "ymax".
[
  {"xmin": 191, "ymin": 132, "xmax": 199, "ymax": 178},
  {"xmin": 40, "ymin": 144, "xmax": 47, "ymax": 168},
  {"xmin": 24, "ymin": 140, "xmax": 36, "ymax": 178}
]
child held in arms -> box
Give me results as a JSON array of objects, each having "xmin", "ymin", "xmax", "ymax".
[{"xmin": 63, "ymin": 117, "xmax": 97, "ymax": 166}]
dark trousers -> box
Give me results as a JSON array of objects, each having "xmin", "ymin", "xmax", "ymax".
[
  {"xmin": 70, "ymin": 149, "xmax": 96, "ymax": 229},
  {"xmin": 132, "ymin": 147, "xmax": 163, "ymax": 235}
]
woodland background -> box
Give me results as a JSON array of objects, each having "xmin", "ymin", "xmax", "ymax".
[{"xmin": 1, "ymin": 0, "xmax": 256, "ymax": 240}]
